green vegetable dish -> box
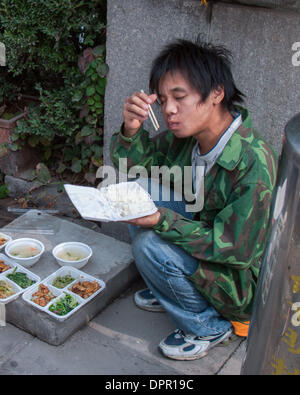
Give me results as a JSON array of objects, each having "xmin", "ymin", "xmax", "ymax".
[
  {"xmin": 7, "ymin": 267, "xmax": 36, "ymax": 289},
  {"xmin": 52, "ymin": 275, "xmax": 75, "ymax": 289},
  {"xmin": 49, "ymin": 293, "xmax": 79, "ymax": 316}
]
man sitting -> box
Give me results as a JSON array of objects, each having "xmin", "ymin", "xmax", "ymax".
[{"xmin": 110, "ymin": 39, "xmax": 277, "ymax": 360}]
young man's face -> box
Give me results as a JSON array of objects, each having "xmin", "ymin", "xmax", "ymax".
[{"xmin": 158, "ymin": 71, "xmax": 219, "ymax": 139}]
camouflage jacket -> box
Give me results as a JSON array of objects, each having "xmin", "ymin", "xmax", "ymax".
[{"xmin": 110, "ymin": 108, "xmax": 278, "ymax": 322}]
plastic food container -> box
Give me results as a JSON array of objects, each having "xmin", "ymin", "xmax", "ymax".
[
  {"xmin": 22, "ymin": 266, "xmax": 106, "ymax": 321},
  {"xmin": 0, "ymin": 232, "xmax": 12, "ymax": 251},
  {"xmin": 0, "ymin": 253, "xmax": 41, "ymax": 304},
  {"xmin": 5, "ymin": 238, "xmax": 45, "ymax": 267},
  {"xmin": 64, "ymin": 182, "xmax": 157, "ymax": 222},
  {"xmin": 52, "ymin": 242, "xmax": 92, "ymax": 269}
]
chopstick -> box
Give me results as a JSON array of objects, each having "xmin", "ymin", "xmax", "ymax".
[{"xmin": 140, "ymin": 90, "xmax": 160, "ymax": 131}]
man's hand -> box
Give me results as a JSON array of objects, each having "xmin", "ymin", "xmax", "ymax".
[
  {"xmin": 123, "ymin": 210, "xmax": 161, "ymax": 228},
  {"xmin": 123, "ymin": 91, "xmax": 157, "ymax": 137}
]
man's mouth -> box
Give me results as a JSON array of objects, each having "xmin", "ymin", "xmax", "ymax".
[{"xmin": 167, "ymin": 121, "xmax": 180, "ymax": 130}]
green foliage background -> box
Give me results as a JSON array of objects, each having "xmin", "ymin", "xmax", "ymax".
[{"xmin": 0, "ymin": 0, "xmax": 107, "ymax": 183}]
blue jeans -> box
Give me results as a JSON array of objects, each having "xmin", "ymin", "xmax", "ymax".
[{"xmin": 128, "ymin": 178, "xmax": 232, "ymax": 336}]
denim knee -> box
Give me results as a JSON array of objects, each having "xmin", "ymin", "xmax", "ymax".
[{"xmin": 131, "ymin": 229, "xmax": 154, "ymax": 257}]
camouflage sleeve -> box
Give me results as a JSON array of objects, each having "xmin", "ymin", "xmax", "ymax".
[
  {"xmin": 153, "ymin": 181, "xmax": 273, "ymax": 270},
  {"xmin": 110, "ymin": 124, "xmax": 172, "ymax": 172}
]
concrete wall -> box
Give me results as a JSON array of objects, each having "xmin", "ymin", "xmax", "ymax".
[{"xmin": 104, "ymin": 0, "xmax": 300, "ymax": 165}]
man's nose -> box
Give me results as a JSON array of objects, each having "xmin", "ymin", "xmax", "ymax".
[{"xmin": 164, "ymin": 99, "xmax": 177, "ymax": 115}]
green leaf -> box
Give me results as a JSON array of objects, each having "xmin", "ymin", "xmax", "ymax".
[
  {"xmin": 91, "ymin": 73, "xmax": 98, "ymax": 82},
  {"xmin": 95, "ymin": 101, "xmax": 103, "ymax": 109},
  {"xmin": 10, "ymin": 133, "xmax": 20, "ymax": 142},
  {"xmin": 96, "ymin": 63, "xmax": 109, "ymax": 78},
  {"xmin": 9, "ymin": 143, "xmax": 20, "ymax": 152},
  {"xmin": 72, "ymin": 91, "xmax": 83, "ymax": 102},
  {"xmin": 80, "ymin": 125, "xmax": 93, "ymax": 137},
  {"xmin": 93, "ymin": 94, "xmax": 101, "ymax": 102},
  {"xmin": 86, "ymin": 86, "xmax": 95, "ymax": 96},
  {"xmin": 0, "ymin": 184, "xmax": 9, "ymax": 199}
]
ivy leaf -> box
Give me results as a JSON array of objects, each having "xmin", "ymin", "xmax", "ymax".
[
  {"xmin": 96, "ymin": 63, "xmax": 109, "ymax": 78},
  {"xmin": 86, "ymin": 86, "xmax": 95, "ymax": 96},
  {"xmin": 87, "ymin": 97, "xmax": 94, "ymax": 106},
  {"xmin": 93, "ymin": 93, "xmax": 101, "ymax": 103},
  {"xmin": 80, "ymin": 125, "xmax": 93, "ymax": 137},
  {"xmin": 72, "ymin": 91, "xmax": 83, "ymax": 102}
]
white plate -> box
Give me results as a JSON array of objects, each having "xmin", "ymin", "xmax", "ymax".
[
  {"xmin": 65, "ymin": 182, "xmax": 157, "ymax": 222},
  {"xmin": 22, "ymin": 266, "xmax": 106, "ymax": 321}
]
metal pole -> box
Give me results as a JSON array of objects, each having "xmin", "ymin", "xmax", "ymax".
[{"xmin": 241, "ymin": 113, "xmax": 300, "ymax": 375}]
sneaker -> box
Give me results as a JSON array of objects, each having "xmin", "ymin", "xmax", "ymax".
[
  {"xmin": 159, "ymin": 328, "xmax": 233, "ymax": 360},
  {"xmin": 134, "ymin": 288, "xmax": 165, "ymax": 312}
]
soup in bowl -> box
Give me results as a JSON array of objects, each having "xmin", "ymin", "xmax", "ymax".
[
  {"xmin": 5, "ymin": 238, "xmax": 45, "ymax": 267},
  {"xmin": 52, "ymin": 242, "xmax": 92, "ymax": 269}
]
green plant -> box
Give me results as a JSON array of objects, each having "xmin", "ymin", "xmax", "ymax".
[
  {"xmin": 0, "ymin": 0, "xmax": 107, "ymax": 183},
  {"xmin": 0, "ymin": 0, "xmax": 106, "ymax": 84},
  {"xmin": 11, "ymin": 46, "xmax": 106, "ymax": 181},
  {"xmin": 0, "ymin": 170, "xmax": 9, "ymax": 198}
]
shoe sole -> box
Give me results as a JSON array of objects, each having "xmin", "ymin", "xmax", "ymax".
[
  {"xmin": 160, "ymin": 349, "xmax": 208, "ymax": 360},
  {"xmin": 134, "ymin": 300, "xmax": 165, "ymax": 313},
  {"xmin": 159, "ymin": 330, "xmax": 233, "ymax": 360}
]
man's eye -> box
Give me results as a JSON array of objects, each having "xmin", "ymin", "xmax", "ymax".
[{"xmin": 175, "ymin": 96, "xmax": 185, "ymax": 101}]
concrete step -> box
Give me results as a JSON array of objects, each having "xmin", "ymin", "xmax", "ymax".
[{"xmin": 2, "ymin": 210, "xmax": 137, "ymax": 345}]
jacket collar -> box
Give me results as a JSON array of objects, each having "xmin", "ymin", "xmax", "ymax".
[{"xmin": 216, "ymin": 107, "xmax": 252, "ymax": 171}]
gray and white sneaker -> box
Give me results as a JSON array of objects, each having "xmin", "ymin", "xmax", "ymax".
[
  {"xmin": 159, "ymin": 328, "xmax": 233, "ymax": 360},
  {"xmin": 134, "ymin": 288, "xmax": 165, "ymax": 312}
]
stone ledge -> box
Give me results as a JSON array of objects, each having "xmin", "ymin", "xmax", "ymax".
[
  {"xmin": 3, "ymin": 210, "xmax": 136, "ymax": 345},
  {"xmin": 187, "ymin": 0, "xmax": 300, "ymax": 11}
]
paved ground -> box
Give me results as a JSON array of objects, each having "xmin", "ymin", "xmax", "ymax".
[
  {"xmin": 0, "ymin": 197, "xmax": 246, "ymax": 376},
  {"xmin": 0, "ymin": 279, "xmax": 245, "ymax": 375}
]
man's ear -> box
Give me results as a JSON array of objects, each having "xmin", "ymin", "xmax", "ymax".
[{"xmin": 212, "ymin": 86, "xmax": 225, "ymax": 104}]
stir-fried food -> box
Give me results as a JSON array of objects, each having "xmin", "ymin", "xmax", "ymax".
[
  {"xmin": 0, "ymin": 280, "xmax": 15, "ymax": 299},
  {"xmin": 0, "ymin": 237, "xmax": 8, "ymax": 246},
  {"xmin": 31, "ymin": 284, "xmax": 55, "ymax": 307},
  {"xmin": 0, "ymin": 260, "xmax": 10, "ymax": 273},
  {"xmin": 70, "ymin": 280, "xmax": 100, "ymax": 299}
]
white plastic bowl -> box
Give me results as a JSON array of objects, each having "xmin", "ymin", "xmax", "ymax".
[
  {"xmin": 0, "ymin": 233, "xmax": 12, "ymax": 251},
  {"xmin": 52, "ymin": 242, "xmax": 92, "ymax": 269},
  {"xmin": 5, "ymin": 238, "xmax": 45, "ymax": 268}
]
